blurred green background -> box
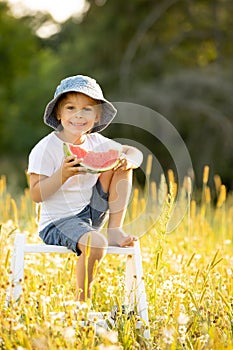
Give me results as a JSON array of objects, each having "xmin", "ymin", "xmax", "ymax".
[{"xmin": 0, "ymin": 0, "xmax": 232, "ymax": 193}]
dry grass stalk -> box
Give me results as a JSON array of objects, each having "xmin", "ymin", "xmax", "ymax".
[
  {"xmin": 190, "ymin": 200, "xmax": 196, "ymax": 220},
  {"xmin": 202, "ymin": 165, "xmax": 210, "ymax": 185},
  {"xmin": 151, "ymin": 181, "xmax": 157, "ymax": 202},
  {"xmin": 131, "ymin": 188, "xmax": 139, "ymax": 219},
  {"xmin": 0, "ymin": 175, "xmax": 7, "ymax": 195},
  {"xmin": 145, "ymin": 154, "xmax": 153, "ymax": 177},
  {"xmin": 167, "ymin": 169, "xmax": 175, "ymax": 184},
  {"xmin": 11, "ymin": 198, "xmax": 19, "ymax": 227},
  {"xmin": 217, "ymin": 185, "xmax": 226, "ymax": 208},
  {"xmin": 204, "ymin": 186, "xmax": 211, "ymax": 204},
  {"xmin": 214, "ymin": 174, "xmax": 222, "ymax": 194}
]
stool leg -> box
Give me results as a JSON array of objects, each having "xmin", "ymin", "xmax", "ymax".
[
  {"xmin": 125, "ymin": 241, "xmax": 150, "ymax": 338},
  {"xmin": 125, "ymin": 253, "xmax": 136, "ymax": 307},
  {"xmin": 133, "ymin": 242, "xmax": 150, "ymax": 338},
  {"xmin": 8, "ymin": 233, "xmax": 26, "ymax": 301}
]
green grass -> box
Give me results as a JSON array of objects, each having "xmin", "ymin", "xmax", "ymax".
[{"xmin": 0, "ymin": 169, "xmax": 233, "ymax": 349}]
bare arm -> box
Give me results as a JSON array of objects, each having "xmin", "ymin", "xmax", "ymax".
[{"xmin": 29, "ymin": 155, "xmax": 86, "ymax": 203}]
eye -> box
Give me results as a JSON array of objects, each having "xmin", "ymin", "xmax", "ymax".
[
  {"xmin": 83, "ymin": 107, "xmax": 93, "ymax": 112},
  {"xmin": 66, "ymin": 105, "xmax": 75, "ymax": 111}
]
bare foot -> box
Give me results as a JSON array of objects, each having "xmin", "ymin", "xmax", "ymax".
[{"xmin": 107, "ymin": 228, "xmax": 138, "ymax": 247}]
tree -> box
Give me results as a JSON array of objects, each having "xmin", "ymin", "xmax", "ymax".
[{"xmin": 0, "ymin": 0, "xmax": 233, "ymax": 190}]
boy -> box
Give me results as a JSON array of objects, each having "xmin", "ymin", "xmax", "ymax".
[{"xmin": 28, "ymin": 75, "xmax": 143, "ymax": 301}]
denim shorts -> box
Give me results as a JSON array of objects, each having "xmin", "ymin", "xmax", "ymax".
[{"xmin": 39, "ymin": 180, "xmax": 109, "ymax": 256}]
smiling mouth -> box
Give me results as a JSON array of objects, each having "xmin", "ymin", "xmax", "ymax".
[{"xmin": 71, "ymin": 122, "xmax": 87, "ymax": 127}]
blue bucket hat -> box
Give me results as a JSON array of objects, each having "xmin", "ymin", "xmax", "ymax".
[{"xmin": 43, "ymin": 75, "xmax": 117, "ymax": 133}]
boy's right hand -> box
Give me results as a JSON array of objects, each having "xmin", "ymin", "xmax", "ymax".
[
  {"xmin": 62, "ymin": 156, "xmax": 87, "ymax": 182},
  {"xmin": 29, "ymin": 156, "xmax": 87, "ymax": 203}
]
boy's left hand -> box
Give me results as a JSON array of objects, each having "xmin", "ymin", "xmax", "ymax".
[
  {"xmin": 113, "ymin": 156, "xmax": 134, "ymax": 171},
  {"xmin": 113, "ymin": 145, "xmax": 142, "ymax": 171}
]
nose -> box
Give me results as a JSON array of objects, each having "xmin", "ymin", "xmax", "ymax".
[{"xmin": 73, "ymin": 110, "xmax": 83, "ymax": 118}]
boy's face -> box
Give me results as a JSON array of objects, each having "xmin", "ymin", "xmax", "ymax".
[{"xmin": 56, "ymin": 92, "xmax": 101, "ymax": 138}]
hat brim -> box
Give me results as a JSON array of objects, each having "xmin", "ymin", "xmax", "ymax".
[{"xmin": 43, "ymin": 90, "xmax": 117, "ymax": 133}]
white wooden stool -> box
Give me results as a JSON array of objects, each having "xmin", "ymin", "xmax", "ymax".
[{"xmin": 8, "ymin": 233, "xmax": 150, "ymax": 338}]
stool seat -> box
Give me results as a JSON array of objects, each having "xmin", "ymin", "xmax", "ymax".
[
  {"xmin": 23, "ymin": 243, "xmax": 137, "ymax": 255},
  {"xmin": 8, "ymin": 233, "xmax": 150, "ymax": 338}
]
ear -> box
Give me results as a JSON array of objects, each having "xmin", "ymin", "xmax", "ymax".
[
  {"xmin": 95, "ymin": 106, "xmax": 102, "ymax": 123},
  {"xmin": 95, "ymin": 115, "xmax": 100, "ymax": 123},
  {"xmin": 56, "ymin": 113, "xmax": 61, "ymax": 121}
]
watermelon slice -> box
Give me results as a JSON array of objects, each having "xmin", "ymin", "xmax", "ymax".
[{"xmin": 63, "ymin": 143, "xmax": 121, "ymax": 172}]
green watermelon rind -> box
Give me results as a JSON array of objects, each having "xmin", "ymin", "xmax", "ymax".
[
  {"xmin": 63, "ymin": 142, "xmax": 72, "ymax": 157},
  {"xmin": 63, "ymin": 142, "xmax": 121, "ymax": 173}
]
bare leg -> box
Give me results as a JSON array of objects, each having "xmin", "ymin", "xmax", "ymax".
[
  {"xmin": 76, "ymin": 231, "xmax": 107, "ymax": 301},
  {"xmin": 99, "ymin": 168, "xmax": 137, "ymax": 247}
]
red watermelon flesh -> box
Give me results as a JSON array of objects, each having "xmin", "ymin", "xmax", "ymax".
[
  {"xmin": 66, "ymin": 144, "xmax": 121, "ymax": 172},
  {"xmin": 82, "ymin": 149, "xmax": 120, "ymax": 171},
  {"xmin": 69, "ymin": 145, "xmax": 88, "ymax": 158}
]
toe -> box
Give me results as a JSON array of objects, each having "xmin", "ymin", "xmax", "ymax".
[{"xmin": 119, "ymin": 236, "xmax": 137, "ymax": 247}]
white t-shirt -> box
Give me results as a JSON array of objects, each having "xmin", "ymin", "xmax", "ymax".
[{"xmin": 28, "ymin": 132, "xmax": 122, "ymax": 231}]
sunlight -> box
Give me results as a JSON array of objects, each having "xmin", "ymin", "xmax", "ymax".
[{"xmin": 6, "ymin": 0, "xmax": 87, "ymax": 22}]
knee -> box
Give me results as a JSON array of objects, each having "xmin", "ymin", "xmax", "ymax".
[
  {"xmin": 78, "ymin": 231, "xmax": 108, "ymax": 259},
  {"xmin": 90, "ymin": 232, "xmax": 108, "ymax": 259}
]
